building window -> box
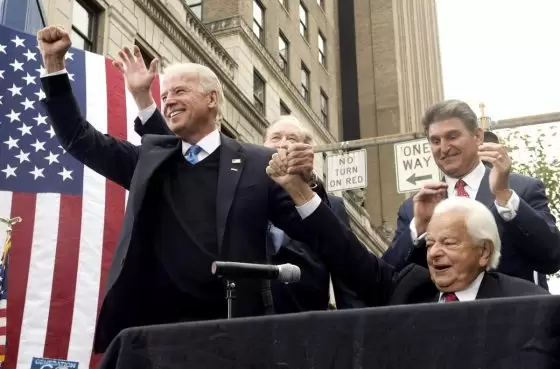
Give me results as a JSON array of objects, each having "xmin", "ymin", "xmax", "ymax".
[
  {"xmin": 253, "ymin": 70, "xmax": 266, "ymax": 113},
  {"xmin": 253, "ymin": 0, "xmax": 265, "ymax": 43},
  {"xmin": 135, "ymin": 42, "xmax": 154, "ymax": 69},
  {"xmin": 300, "ymin": 63, "xmax": 310, "ymax": 103},
  {"xmin": 299, "ymin": 3, "xmax": 308, "ymax": 40},
  {"xmin": 320, "ymin": 90, "xmax": 329, "ymax": 126},
  {"xmin": 186, "ymin": 0, "xmax": 202, "ymax": 20},
  {"xmin": 317, "ymin": 0, "xmax": 325, "ymax": 10},
  {"xmin": 318, "ymin": 32, "xmax": 326, "ymax": 67},
  {"xmin": 278, "ymin": 32, "xmax": 289, "ymax": 74},
  {"xmin": 71, "ymin": 0, "xmax": 98, "ymax": 51},
  {"xmin": 280, "ymin": 100, "xmax": 291, "ymax": 115}
]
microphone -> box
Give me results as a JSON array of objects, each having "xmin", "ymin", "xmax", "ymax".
[{"xmin": 211, "ymin": 261, "xmax": 301, "ymax": 283}]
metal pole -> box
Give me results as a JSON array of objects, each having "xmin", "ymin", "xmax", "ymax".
[{"xmin": 313, "ymin": 112, "xmax": 560, "ymax": 153}]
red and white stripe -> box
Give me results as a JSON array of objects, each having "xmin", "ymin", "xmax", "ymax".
[{"xmin": 0, "ymin": 50, "xmax": 161, "ymax": 369}]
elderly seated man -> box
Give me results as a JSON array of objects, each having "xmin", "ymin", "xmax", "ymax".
[{"xmin": 266, "ymin": 157, "xmax": 548, "ymax": 304}]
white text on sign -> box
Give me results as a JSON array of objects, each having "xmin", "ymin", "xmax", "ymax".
[{"xmin": 326, "ymin": 149, "xmax": 367, "ymax": 192}]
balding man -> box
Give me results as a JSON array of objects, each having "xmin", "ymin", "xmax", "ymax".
[
  {"xmin": 266, "ymin": 156, "xmax": 548, "ymax": 304},
  {"xmin": 38, "ymin": 27, "xmax": 319, "ymax": 352}
]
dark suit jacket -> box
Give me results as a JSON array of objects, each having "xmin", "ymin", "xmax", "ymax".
[
  {"xmin": 134, "ymin": 107, "xmax": 365, "ymax": 311},
  {"xmin": 268, "ymin": 195, "xmax": 366, "ymax": 313},
  {"xmin": 383, "ymin": 169, "xmax": 560, "ymax": 289},
  {"xmin": 301, "ymin": 202, "xmax": 548, "ymax": 306},
  {"xmin": 41, "ymin": 74, "xmax": 316, "ymax": 352}
]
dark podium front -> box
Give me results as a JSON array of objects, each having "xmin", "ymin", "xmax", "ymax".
[{"xmin": 100, "ymin": 295, "xmax": 560, "ymax": 369}]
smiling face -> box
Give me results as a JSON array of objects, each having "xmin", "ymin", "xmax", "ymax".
[
  {"xmin": 264, "ymin": 120, "xmax": 309, "ymax": 149},
  {"xmin": 427, "ymin": 117, "xmax": 483, "ymax": 178},
  {"xmin": 160, "ymin": 72, "xmax": 218, "ymax": 143},
  {"xmin": 426, "ymin": 210, "xmax": 491, "ymax": 293}
]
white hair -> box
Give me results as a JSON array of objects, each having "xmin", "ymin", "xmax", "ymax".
[
  {"xmin": 163, "ymin": 63, "xmax": 224, "ymax": 121},
  {"xmin": 433, "ymin": 197, "xmax": 501, "ymax": 270},
  {"xmin": 266, "ymin": 115, "xmax": 314, "ymax": 144}
]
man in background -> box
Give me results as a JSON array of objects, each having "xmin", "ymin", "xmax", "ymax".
[{"xmin": 383, "ymin": 100, "xmax": 560, "ymax": 289}]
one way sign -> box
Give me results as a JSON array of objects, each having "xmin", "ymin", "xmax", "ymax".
[{"xmin": 394, "ymin": 138, "xmax": 441, "ymax": 193}]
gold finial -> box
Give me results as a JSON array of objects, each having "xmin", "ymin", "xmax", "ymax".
[{"xmin": 479, "ymin": 102, "xmax": 487, "ymax": 130}]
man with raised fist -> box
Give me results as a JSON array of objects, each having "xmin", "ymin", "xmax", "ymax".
[{"xmin": 37, "ymin": 26, "xmax": 321, "ymax": 353}]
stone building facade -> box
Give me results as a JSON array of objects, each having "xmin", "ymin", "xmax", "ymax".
[{"xmin": 38, "ymin": 0, "xmax": 385, "ymax": 253}]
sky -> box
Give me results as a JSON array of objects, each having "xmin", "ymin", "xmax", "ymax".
[{"xmin": 436, "ymin": 0, "xmax": 560, "ymax": 293}]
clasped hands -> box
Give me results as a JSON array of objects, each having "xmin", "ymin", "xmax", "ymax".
[{"xmin": 266, "ymin": 143, "xmax": 316, "ymax": 205}]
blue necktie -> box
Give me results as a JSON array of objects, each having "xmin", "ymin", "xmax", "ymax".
[{"xmin": 185, "ymin": 145, "xmax": 202, "ymax": 165}]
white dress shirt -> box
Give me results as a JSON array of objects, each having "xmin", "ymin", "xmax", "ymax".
[
  {"xmin": 410, "ymin": 161, "xmax": 521, "ymax": 243},
  {"xmin": 438, "ymin": 272, "xmax": 484, "ymax": 302}
]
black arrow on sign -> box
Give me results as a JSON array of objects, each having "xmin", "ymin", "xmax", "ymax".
[{"xmin": 406, "ymin": 173, "xmax": 432, "ymax": 185}]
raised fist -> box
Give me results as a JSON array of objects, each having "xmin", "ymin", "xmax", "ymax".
[{"xmin": 37, "ymin": 26, "xmax": 71, "ymax": 73}]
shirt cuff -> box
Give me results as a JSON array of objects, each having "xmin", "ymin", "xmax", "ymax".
[
  {"xmin": 138, "ymin": 103, "xmax": 157, "ymax": 124},
  {"xmin": 410, "ymin": 218, "xmax": 427, "ymax": 246},
  {"xmin": 495, "ymin": 190, "xmax": 520, "ymax": 221},
  {"xmin": 296, "ymin": 193, "xmax": 322, "ymax": 219},
  {"xmin": 41, "ymin": 69, "xmax": 68, "ymax": 78}
]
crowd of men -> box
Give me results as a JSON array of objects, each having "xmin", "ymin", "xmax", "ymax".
[{"xmin": 36, "ymin": 25, "xmax": 560, "ymax": 353}]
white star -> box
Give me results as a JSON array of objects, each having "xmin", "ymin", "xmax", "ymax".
[
  {"xmin": 68, "ymin": 73, "xmax": 75, "ymax": 81},
  {"xmin": 44, "ymin": 151, "xmax": 59, "ymax": 164},
  {"xmin": 65, "ymin": 52, "xmax": 74, "ymax": 60},
  {"xmin": 29, "ymin": 166, "xmax": 45, "ymax": 180},
  {"xmin": 8, "ymin": 84, "xmax": 22, "ymax": 96},
  {"xmin": 15, "ymin": 150, "xmax": 30, "ymax": 163},
  {"xmin": 22, "ymin": 73, "xmax": 36, "ymax": 85},
  {"xmin": 36, "ymin": 65, "xmax": 46, "ymax": 76},
  {"xmin": 30, "ymin": 139, "xmax": 46, "ymax": 152},
  {"xmin": 0, "ymin": 96, "xmax": 2, "ymax": 105},
  {"xmin": 17, "ymin": 123, "xmax": 33, "ymax": 136},
  {"xmin": 0, "ymin": 44, "xmax": 6, "ymax": 54},
  {"xmin": 45, "ymin": 125, "xmax": 56, "ymax": 138},
  {"xmin": 3, "ymin": 136, "xmax": 19, "ymax": 150},
  {"xmin": 1, "ymin": 165, "xmax": 17, "ymax": 178},
  {"xmin": 58, "ymin": 145, "xmax": 66, "ymax": 154},
  {"xmin": 58, "ymin": 167, "xmax": 73, "ymax": 181},
  {"xmin": 33, "ymin": 113, "xmax": 48, "ymax": 125},
  {"xmin": 0, "ymin": 70, "xmax": 4, "ymax": 79},
  {"xmin": 35, "ymin": 89, "xmax": 46, "ymax": 100},
  {"xmin": 6, "ymin": 110, "xmax": 21, "ymax": 122},
  {"xmin": 11, "ymin": 35, "xmax": 25, "ymax": 48},
  {"xmin": 23, "ymin": 49, "xmax": 37, "ymax": 61},
  {"xmin": 10, "ymin": 59, "xmax": 24, "ymax": 72},
  {"xmin": 20, "ymin": 97, "xmax": 35, "ymax": 110}
]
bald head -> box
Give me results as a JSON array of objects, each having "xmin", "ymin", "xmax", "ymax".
[{"xmin": 264, "ymin": 115, "xmax": 313, "ymax": 149}]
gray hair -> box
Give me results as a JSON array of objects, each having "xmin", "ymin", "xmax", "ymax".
[
  {"xmin": 433, "ymin": 197, "xmax": 501, "ymax": 270},
  {"xmin": 421, "ymin": 99, "xmax": 478, "ymax": 135},
  {"xmin": 266, "ymin": 115, "xmax": 314, "ymax": 144},
  {"xmin": 163, "ymin": 63, "xmax": 224, "ymax": 121}
]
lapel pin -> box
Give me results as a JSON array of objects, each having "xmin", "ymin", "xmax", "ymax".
[
  {"xmin": 230, "ymin": 168, "xmax": 238, "ymax": 171},
  {"xmin": 232, "ymin": 159, "xmax": 241, "ymax": 164}
]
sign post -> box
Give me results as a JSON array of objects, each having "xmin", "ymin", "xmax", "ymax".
[
  {"xmin": 393, "ymin": 138, "xmax": 441, "ymax": 193},
  {"xmin": 325, "ymin": 149, "xmax": 367, "ymax": 192}
]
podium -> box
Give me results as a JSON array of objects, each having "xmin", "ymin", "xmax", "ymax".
[{"xmin": 100, "ymin": 295, "xmax": 560, "ymax": 369}]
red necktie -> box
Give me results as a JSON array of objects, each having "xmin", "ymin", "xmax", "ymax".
[
  {"xmin": 455, "ymin": 179, "xmax": 469, "ymax": 198},
  {"xmin": 442, "ymin": 292, "xmax": 459, "ymax": 303}
]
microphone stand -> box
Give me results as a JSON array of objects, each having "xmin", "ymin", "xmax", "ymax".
[{"xmin": 225, "ymin": 280, "xmax": 236, "ymax": 319}]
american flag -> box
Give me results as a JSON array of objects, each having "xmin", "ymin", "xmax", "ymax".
[{"xmin": 0, "ymin": 25, "xmax": 161, "ymax": 369}]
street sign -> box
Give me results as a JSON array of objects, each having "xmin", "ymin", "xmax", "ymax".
[
  {"xmin": 326, "ymin": 149, "xmax": 367, "ymax": 192},
  {"xmin": 394, "ymin": 138, "xmax": 441, "ymax": 193}
]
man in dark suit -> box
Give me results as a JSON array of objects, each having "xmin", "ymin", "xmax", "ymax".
[
  {"xmin": 37, "ymin": 26, "xmax": 320, "ymax": 353},
  {"xmin": 265, "ymin": 159, "xmax": 548, "ymax": 305},
  {"xmin": 130, "ymin": 61, "xmax": 365, "ymax": 311},
  {"xmin": 383, "ymin": 100, "xmax": 560, "ymax": 290},
  {"xmin": 261, "ymin": 117, "xmax": 365, "ymax": 312}
]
